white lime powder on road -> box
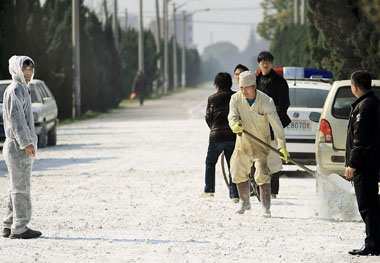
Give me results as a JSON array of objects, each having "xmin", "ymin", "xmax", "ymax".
[{"xmin": 0, "ymin": 84, "xmax": 376, "ymax": 263}]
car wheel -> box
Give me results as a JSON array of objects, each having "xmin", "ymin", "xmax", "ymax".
[
  {"xmin": 47, "ymin": 123, "xmax": 57, "ymax": 146},
  {"xmin": 38, "ymin": 124, "xmax": 48, "ymax": 148}
]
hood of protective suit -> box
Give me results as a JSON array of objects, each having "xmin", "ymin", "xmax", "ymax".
[{"xmin": 8, "ymin": 55, "xmax": 35, "ymax": 85}]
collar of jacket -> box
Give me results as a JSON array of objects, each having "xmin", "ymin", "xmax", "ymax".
[
  {"xmin": 217, "ymin": 89, "xmax": 231, "ymax": 93},
  {"xmin": 351, "ymin": 90, "xmax": 375, "ymax": 109}
]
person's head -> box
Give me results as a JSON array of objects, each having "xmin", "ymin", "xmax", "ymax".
[
  {"xmin": 22, "ymin": 59, "xmax": 34, "ymax": 84},
  {"xmin": 234, "ymin": 64, "xmax": 249, "ymax": 84},
  {"xmin": 239, "ymin": 71, "xmax": 256, "ymax": 99},
  {"xmin": 257, "ymin": 51, "xmax": 274, "ymax": 75},
  {"xmin": 351, "ymin": 70, "xmax": 372, "ymax": 98},
  {"xmin": 214, "ymin": 72, "xmax": 232, "ymax": 91}
]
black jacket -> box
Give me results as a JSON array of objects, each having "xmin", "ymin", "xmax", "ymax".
[
  {"xmin": 205, "ymin": 89, "xmax": 236, "ymax": 143},
  {"xmin": 345, "ymin": 91, "xmax": 380, "ymax": 170},
  {"xmin": 256, "ymin": 69, "xmax": 291, "ymax": 128}
]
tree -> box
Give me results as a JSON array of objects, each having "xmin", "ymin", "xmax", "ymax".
[
  {"xmin": 0, "ymin": 0, "xmax": 16, "ymax": 79},
  {"xmin": 308, "ymin": 0, "xmax": 380, "ymax": 79},
  {"xmin": 270, "ymin": 24, "xmax": 310, "ymax": 67},
  {"xmin": 257, "ymin": 0, "xmax": 293, "ymax": 41},
  {"xmin": 202, "ymin": 42, "xmax": 240, "ymax": 72},
  {"xmin": 119, "ymin": 28, "xmax": 138, "ymax": 97},
  {"xmin": 43, "ymin": 0, "xmax": 73, "ymax": 118},
  {"xmin": 186, "ymin": 48, "xmax": 201, "ymax": 87}
]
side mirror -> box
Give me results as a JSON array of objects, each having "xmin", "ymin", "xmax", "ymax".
[
  {"xmin": 309, "ymin": 112, "xmax": 321, "ymax": 123},
  {"xmin": 42, "ymin": 97, "xmax": 51, "ymax": 103}
]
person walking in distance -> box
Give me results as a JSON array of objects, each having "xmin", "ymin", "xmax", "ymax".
[
  {"xmin": 228, "ymin": 71, "xmax": 289, "ymax": 217},
  {"xmin": 2, "ymin": 56, "xmax": 42, "ymax": 239},
  {"xmin": 345, "ymin": 71, "xmax": 380, "ymax": 256},
  {"xmin": 256, "ymin": 51, "xmax": 291, "ymax": 198},
  {"xmin": 202, "ymin": 72, "xmax": 239, "ymax": 202},
  {"xmin": 133, "ymin": 70, "xmax": 147, "ymax": 106}
]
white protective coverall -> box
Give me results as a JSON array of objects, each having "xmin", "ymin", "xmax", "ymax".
[
  {"xmin": 2, "ymin": 56, "xmax": 37, "ymax": 234},
  {"xmin": 228, "ymin": 90, "xmax": 285, "ymax": 185}
]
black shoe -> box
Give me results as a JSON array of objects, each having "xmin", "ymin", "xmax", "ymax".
[
  {"xmin": 349, "ymin": 245, "xmax": 380, "ymax": 256},
  {"xmin": 2, "ymin": 228, "xmax": 11, "ymax": 238},
  {"xmin": 10, "ymin": 229, "xmax": 42, "ymax": 239}
]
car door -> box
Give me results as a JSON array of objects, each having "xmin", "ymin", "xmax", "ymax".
[
  {"xmin": 37, "ymin": 82, "xmax": 57, "ymax": 130},
  {"xmin": 330, "ymin": 84, "xmax": 380, "ymax": 151}
]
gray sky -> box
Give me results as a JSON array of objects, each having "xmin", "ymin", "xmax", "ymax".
[{"xmin": 85, "ymin": 0, "xmax": 265, "ymax": 55}]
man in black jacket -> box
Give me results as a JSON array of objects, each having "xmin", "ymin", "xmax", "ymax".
[
  {"xmin": 256, "ymin": 51, "xmax": 291, "ymax": 198},
  {"xmin": 202, "ymin": 72, "xmax": 239, "ymax": 202},
  {"xmin": 345, "ymin": 70, "xmax": 380, "ymax": 256}
]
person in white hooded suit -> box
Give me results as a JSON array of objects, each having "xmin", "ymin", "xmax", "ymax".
[{"xmin": 2, "ymin": 56, "xmax": 41, "ymax": 239}]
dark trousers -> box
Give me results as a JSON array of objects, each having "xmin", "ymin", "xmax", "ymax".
[
  {"xmin": 353, "ymin": 167, "xmax": 380, "ymax": 250},
  {"xmin": 204, "ymin": 141, "xmax": 239, "ymax": 199},
  {"xmin": 271, "ymin": 172, "xmax": 281, "ymax": 194}
]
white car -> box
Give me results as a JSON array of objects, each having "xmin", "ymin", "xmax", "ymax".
[
  {"xmin": 0, "ymin": 79, "xmax": 58, "ymax": 148},
  {"xmin": 311, "ymin": 79, "xmax": 380, "ymax": 176}
]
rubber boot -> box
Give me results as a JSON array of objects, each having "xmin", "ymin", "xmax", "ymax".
[
  {"xmin": 259, "ymin": 184, "xmax": 271, "ymax": 218},
  {"xmin": 236, "ymin": 181, "xmax": 251, "ymax": 214}
]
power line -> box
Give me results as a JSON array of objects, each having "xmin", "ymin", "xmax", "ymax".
[
  {"xmin": 138, "ymin": 14, "xmax": 259, "ymax": 26},
  {"xmin": 193, "ymin": 20, "xmax": 259, "ymax": 26}
]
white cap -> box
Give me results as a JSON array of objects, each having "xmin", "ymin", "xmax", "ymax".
[{"xmin": 239, "ymin": 71, "xmax": 256, "ymax": 87}]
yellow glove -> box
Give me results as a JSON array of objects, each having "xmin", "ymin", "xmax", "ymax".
[
  {"xmin": 279, "ymin": 147, "xmax": 290, "ymax": 163},
  {"xmin": 232, "ymin": 122, "xmax": 243, "ymax": 133}
]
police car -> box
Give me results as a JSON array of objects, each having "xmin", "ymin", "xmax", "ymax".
[{"xmin": 256, "ymin": 67, "xmax": 333, "ymax": 166}]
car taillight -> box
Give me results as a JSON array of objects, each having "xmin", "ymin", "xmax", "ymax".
[{"xmin": 319, "ymin": 119, "xmax": 333, "ymax": 143}]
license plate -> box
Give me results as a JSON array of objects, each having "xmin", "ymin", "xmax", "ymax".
[{"xmin": 286, "ymin": 121, "xmax": 311, "ymax": 131}]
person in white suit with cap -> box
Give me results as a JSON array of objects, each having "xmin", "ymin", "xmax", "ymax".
[{"xmin": 228, "ymin": 71, "xmax": 290, "ymax": 217}]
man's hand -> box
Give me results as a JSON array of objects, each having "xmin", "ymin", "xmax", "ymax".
[
  {"xmin": 25, "ymin": 145, "xmax": 35, "ymax": 156},
  {"xmin": 279, "ymin": 147, "xmax": 290, "ymax": 163},
  {"xmin": 345, "ymin": 166, "xmax": 356, "ymax": 180},
  {"xmin": 232, "ymin": 122, "xmax": 243, "ymax": 133}
]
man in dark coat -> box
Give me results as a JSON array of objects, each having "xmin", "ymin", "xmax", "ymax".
[
  {"xmin": 256, "ymin": 51, "xmax": 291, "ymax": 198},
  {"xmin": 345, "ymin": 70, "xmax": 380, "ymax": 256},
  {"xmin": 202, "ymin": 72, "xmax": 239, "ymax": 202}
]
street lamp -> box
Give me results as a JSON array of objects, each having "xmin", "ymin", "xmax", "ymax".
[{"xmin": 182, "ymin": 8, "xmax": 210, "ymax": 89}]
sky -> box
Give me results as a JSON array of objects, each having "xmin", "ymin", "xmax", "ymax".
[{"xmin": 84, "ymin": 0, "xmax": 265, "ymax": 55}]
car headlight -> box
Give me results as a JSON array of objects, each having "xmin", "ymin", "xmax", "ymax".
[{"xmin": 33, "ymin": 112, "xmax": 39, "ymax": 121}]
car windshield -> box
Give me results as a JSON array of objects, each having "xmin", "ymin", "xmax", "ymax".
[
  {"xmin": 0, "ymin": 84, "xmax": 7, "ymax": 103},
  {"xmin": 0, "ymin": 83, "xmax": 41, "ymax": 103},
  {"xmin": 289, "ymin": 88, "xmax": 329, "ymax": 108},
  {"xmin": 332, "ymin": 86, "xmax": 380, "ymax": 119}
]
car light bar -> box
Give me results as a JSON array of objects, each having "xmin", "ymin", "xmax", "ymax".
[{"xmin": 255, "ymin": 67, "xmax": 333, "ymax": 80}]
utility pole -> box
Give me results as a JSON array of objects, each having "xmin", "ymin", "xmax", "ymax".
[
  {"xmin": 72, "ymin": 0, "xmax": 81, "ymax": 118},
  {"xmin": 294, "ymin": 0, "xmax": 300, "ymax": 24},
  {"xmin": 138, "ymin": 0, "xmax": 144, "ymax": 72},
  {"xmin": 154, "ymin": 0, "xmax": 161, "ymax": 94},
  {"xmin": 112, "ymin": 0, "xmax": 119, "ymax": 50},
  {"xmin": 163, "ymin": 0, "xmax": 169, "ymax": 93},
  {"xmin": 172, "ymin": 3, "xmax": 178, "ymax": 91},
  {"xmin": 300, "ymin": 0, "xmax": 306, "ymax": 25},
  {"xmin": 181, "ymin": 10, "xmax": 186, "ymax": 89}
]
